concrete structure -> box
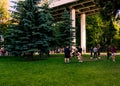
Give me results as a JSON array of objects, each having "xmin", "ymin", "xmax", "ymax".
[{"xmin": 49, "ymin": 0, "xmax": 100, "ymax": 52}]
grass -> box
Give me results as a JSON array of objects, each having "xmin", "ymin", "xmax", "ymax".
[{"xmin": 0, "ymin": 54, "xmax": 120, "ymax": 86}]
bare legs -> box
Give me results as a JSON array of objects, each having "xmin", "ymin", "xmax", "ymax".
[
  {"xmin": 64, "ymin": 58, "xmax": 70, "ymax": 63},
  {"xmin": 112, "ymin": 53, "xmax": 116, "ymax": 62},
  {"xmin": 77, "ymin": 52, "xmax": 83, "ymax": 62}
]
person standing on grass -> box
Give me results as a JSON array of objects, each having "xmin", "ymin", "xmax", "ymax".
[
  {"xmin": 106, "ymin": 45, "xmax": 111, "ymax": 60},
  {"xmin": 110, "ymin": 46, "xmax": 116, "ymax": 62},
  {"xmin": 90, "ymin": 46, "xmax": 93, "ymax": 59},
  {"xmin": 97, "ymin": 44, "xmax": 101, "ymax": 59},
  {"xmin": 70, "ymin": 45, "xmax": 77, "ymax": 58},
  {"xmin": 0, "ymin": 47, "xmax": 6, "ymax": 56},
  {"xmin": 77, "ymin": 45, "xmax": 83, "ymax": 62},
  {"xmin": 64, "ymin": 46, "xmax": 71, "ymax": 63},
  {"xmin": 93, "ymin": 46, "xmax": 98, "ymax": 60}
]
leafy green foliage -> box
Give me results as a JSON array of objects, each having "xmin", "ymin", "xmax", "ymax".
[
  {"xmin": 93, "ymin": 0, "xmax": 119, "ymax": 49},
  {"xmin": 0, "ymin": 1, "xmax": 10, "ymax": 48},
  {"xmin": 57, "ymin": 9, "xmax": 72, "ymax": 47},
  {"xmin": 0, "ymin": 0, "xmax": 10, "ymax": 36},
  {"xmin": 5, "ymin": 0, "xmax": 54, "ymax": 57},
  {"xmin": 51, "ymin": 9, "xmax": 72, "ymax": 48},
  {"xmin": 86, "ymin": 14, "xmax": 104, "ymax": 47},
  {"xmin": 86, "ymin": 14, "xmax": 117, "ymax": 50},
  {"xmin": 96, "ymin": 0, "xmax": 120, "ymax": 20}
]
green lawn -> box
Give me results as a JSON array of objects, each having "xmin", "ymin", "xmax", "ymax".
[{"xmin": 0, "ymin": 54, "xmax": 120, "ymax": 86}]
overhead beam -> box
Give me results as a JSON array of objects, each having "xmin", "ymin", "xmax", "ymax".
[{"xmin": 50, "ymin": 0, "xmax": 100, "ymax": 21}]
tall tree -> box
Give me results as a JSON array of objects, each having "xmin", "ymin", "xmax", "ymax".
[
  {"xmin": 5, "ymin": 0, "xmax": 54, "ymax": 57},
  {"xmin": 58, "ymin": 9, "xmax": 72, "ymax": 47},
  {"xmin": 0, "ymin": 0, "xmax": 10, "ymax": 47},
  {"xmin": 37, "ymin": 4, "xmax": 54, "ymax": 55},
  {"xmin": 86, "ymin": 14, "xmax": 104, "ymax": 47},
  {"xmin": 96, "ymin": 0, "xmax": 120, "ymax": 20},
  {"xmin": 0, "ymin": 0, "xmax": 10, "ymax": 35},
  {"xmin": 96, "ymin": 0, "xmax": 119, "ymax": 48}
]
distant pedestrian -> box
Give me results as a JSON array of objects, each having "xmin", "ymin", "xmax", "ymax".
[
  {"xmin": 106, "ymin": 45, "xmax": 111, "ymax": 60},
  {"xmin": 97, "ymin": 44, "xmax": 101, "ymax": 59},
  {"xmin": 110, "ymin": 46, "xmax": 116, "ymax": 62},
  {"xmin": 0, "ymin": 48, "xmax": 6, "ymax": 56},
  {"xmin": 90, "ymin": 46, "xmax": 93, "ymax": 59},
  {"xmin": 93, "ymin": 46, "xmax": 98, "ymax": 60},
  {"xmin": 64, "ymin": 46, "xmax": 71, "ymax": 63},
  {"xmin": 70, "ymin": 46, "xmax": 77, "ymax": 58},
  {"xmin": 77, "ymin": 45, "xmax": 83, "ymax": 62}
]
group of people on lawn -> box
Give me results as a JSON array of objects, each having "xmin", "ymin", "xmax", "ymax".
[
  {"xmin": 64, "ymin": 45, "xmax": 83, "ymax": 63},
  {"xmin": 90, "ymin": 44, "xmax": 116, "ymax": 62},
  {"xmin": 64, "ymin": 44, "xmax": 116, "ymax": 63},
  {"xmin": 90, "ymin": 44, "xmax": 101, "ymax": 60}
]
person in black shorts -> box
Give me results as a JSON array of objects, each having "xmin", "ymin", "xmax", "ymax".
[
  {"xmin": 107, "ymin": 45, "xmax": 111, "ymax": 60},
  {"xmin": 97, "ymin": 44, "xmax": 101, "ymax": 59},
  {"xmin": 64, "ymin": 46, "xmax": 70, "ymax": 63},
  {"xmin": 77, "ymin": 45, "xmax": 83, "ymax": 62}
]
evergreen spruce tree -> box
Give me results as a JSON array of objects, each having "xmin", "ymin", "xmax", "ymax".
[
  {"xmin": 58, "ymin": 9, "xmax": 72, "ymax": 47},
  {"xmin": 5, "ymin": 0, "xmax": 54, "ymax": 58},
  {"xmin": 36, "ymin": 4, "xmax": 54, "ymax": 56}
]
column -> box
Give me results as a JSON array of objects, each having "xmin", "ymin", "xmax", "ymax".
[
  {"xmin": 70, "ymin": 8, "xmax": 76, "ymax": 46},
  {"xmin": 81, "ymin": 13, "xmax": 86, "ymax": 53}
]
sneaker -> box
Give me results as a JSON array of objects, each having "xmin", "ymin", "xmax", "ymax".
[
  {"xmin": 95, "ymin": 58, "xmax": 97, "ymax": 60},
  {"xmin": 90, "ymin": 57, "xmax": 93, "ymax": 59},
  {"xmin": 98, "ymin": 57, "xmax": 101, "ymax": 59},
  {"xmin": 79, "ymin": 60, "xmax": 83, "ymax": 62},
  {"xmin": 113, "ymin": 60, "xmax": 115, "ymax": 62}
]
